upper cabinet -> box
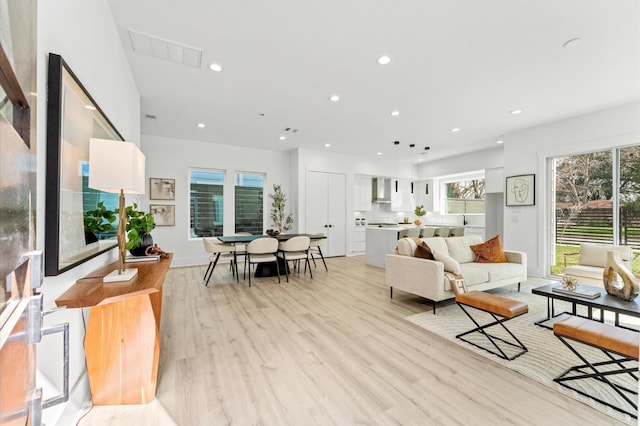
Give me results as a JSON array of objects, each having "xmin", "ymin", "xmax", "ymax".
[
  {"xmin": 485, "ymin": 167, "xmax": 504, "ymax": 193},
  {"xmin": 354, "ymin": 175, "xmax": 372, "ymax": 211}
]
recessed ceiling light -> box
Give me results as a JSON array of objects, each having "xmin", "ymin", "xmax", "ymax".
[
  {"xmin": 209, "ymin": 63, "xmax": 223, "ymax": 72},
  {"xmin": 279, "ymin": 136, "xmax": 286, "ymax": 140},
  {"xmin": 390, "ymin": 110, "xmax": 400, "ymax": 116},
  {"xmin": 562, "ymin": 37, "xmax": 582, "ymax": 48},
  {"xmin": 418, "ymin": 158, "xmax": 423, "ymax": 162},
  {"xmin": 451, "ymin": 127, "xmax": 460, "ymax": 132},
  {"xmin": 197, "ymin": 123, "xmax": 205, "ymax": 128},
  {"xmin": 510, "ymin": 109, "xmax": 522, "ymax": 115},
  {"xmin": 496, "ymin": 139, "xmax": 504, "ymax": 144},
  {"xmin": 330, "ymin": 95, "xmax": 340, "ymax": 102},
  {"xmin": 377, "ymin": 152, "xmax": 382, "ymax": 156},
  {"xmin": 85, "ymin": 105, "xmax": 96, "ymax": 110},
  {"xmin": 324, "ymin": 143, "xmax": 331, "ymax": 147},
  {"xmin": 377, "ymin": 55, "xmax": 391, "ymax": 65}
]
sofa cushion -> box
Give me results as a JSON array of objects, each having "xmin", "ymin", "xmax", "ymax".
[
  {"xmin": 414, "ymin": 241, "xmax": 435, "ymax": 260},
  {"xmin": 470, "ymin": 235, "xmax": 507, "ymax": 263},
  {"xmin": 578, "ymin": 243, "xmax": 632, "ymax": 268},
  {"xmin": 421, "ymin": 237, "xmax": 449, "ymax": 255},
  {"xmin": 432, "ymin": 249, "xmax": 461, "ymax": 274},
  {"xmin": 458, "ymin": 263, "xmax": 490, "ymax": 286},
  {"xmin": 445, "ymin": 235, "xmax": 483, "ymax": 263},
  {"xmin": 564, "ymin": 264, "xmax": 606, "ymax": 281}
]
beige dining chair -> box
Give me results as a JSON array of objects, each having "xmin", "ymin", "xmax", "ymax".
[
  {"xmin": 420, "ymin": 227, "xmax": 436, "ymax": 238},
  {"xmin": 233, "ymin": 232, "xmax": 252, "ymax": 263},
  {"xmin": 448, "ymin": 226, "xmax": 465, "ymax": 237},
  {"xmin": 309, "ymin": 234, "xmax": 328, "ymax": 271},
  {"xmin": 434, "ymin": 227, "xmax": 450, "ymax": 237},
  {"xmin": 202, "ymin": 237, "xmax": 238, "ymax": 286},
  {"xmin": 244, "ymin": 237, "xmax": 280, "ymax": 286},
  {"xmin": 399, "ymin": 228, "xmax": 420, "ymax": 238},
  {"xmin": 278, "ymin": 236, "xmax": 312, "ymax": 282}
]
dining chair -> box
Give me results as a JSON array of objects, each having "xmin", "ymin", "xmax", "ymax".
[
  {"xmin": 449, "ymin": 226, "xmax": 465, "ymax": 237},
  {"xmin": 434, "ymin": 226, "xmax": 450, "ymax": 237},
  {"xmin": 233, "ymin": 232, "xmax": 252, "ymax": 264},
  {"xmin": 277, "ymin": 236, "xmax": 312, "ymax": 282},
  {"xmin": 244, "ymin": 237, "xmax": 280, "ymax": 286},
  {"xmin": 420, "ymin": 227, "xmax": 436, "ymax": 238},
  {"xmin": 399, "ymin": 228, "xmax": 420, "ymax": 238},
  {"xmin": 309, "ymin": 234, "xmax": 328, "ymax": 271},
  {"xmin": 202, "ymin": 237, "xmax": 238, "ymax": 286}
]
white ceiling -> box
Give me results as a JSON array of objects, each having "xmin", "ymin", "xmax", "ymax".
[{"xmin": 107, "ymin": 0, "xmax": 640, "ymax": 163}]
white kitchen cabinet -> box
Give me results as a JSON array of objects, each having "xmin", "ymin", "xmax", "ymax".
[
  {"xmin": 390, "ymin": 179, "xmax": 415, "ymax": 212},
  {"xmin": 352, "ymin": 227, "xmax": 366, "ymax": 254},
  {"xmin": 354, "ymin": 175, "xmax": 372, "ymax": 211},
  {"xmin": 306, "ymin": 171, "xmax": 347, "ymax": 257}
]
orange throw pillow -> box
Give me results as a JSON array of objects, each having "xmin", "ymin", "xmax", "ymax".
[
  {"xmin": 471, "ymin": 235, "xmax": 507, "ymax": 263},
  {"xmin": 414, "ymin": 241, "xmax": 435, "ymax": 260}
]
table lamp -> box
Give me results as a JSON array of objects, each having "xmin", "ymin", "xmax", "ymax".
[{"xmin": 88, "ymin": 138, "xmax": 145, "ymax": 282}]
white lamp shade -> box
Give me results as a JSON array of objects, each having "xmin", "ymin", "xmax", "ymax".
[{"xmin": 88, "ymin": 138, "xmax": 145, "ymax": 194}]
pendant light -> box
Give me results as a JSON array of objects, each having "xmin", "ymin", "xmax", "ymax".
[{"xmin": 394, "ymin": 141, "xmax": 399, "ymax": 192}]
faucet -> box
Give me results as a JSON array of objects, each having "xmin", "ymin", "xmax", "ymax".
[{"xmin": 463, "ymin": 214, "xmax": 468, "ymax": 225}]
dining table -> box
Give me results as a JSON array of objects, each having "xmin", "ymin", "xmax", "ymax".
[
  {"xmin": 216, "ymin": 233, "xmax": 326, "ymax": 244},
  {"xmin": 216, "ymin": 233, "xmax": 326, "ymax": 277}
]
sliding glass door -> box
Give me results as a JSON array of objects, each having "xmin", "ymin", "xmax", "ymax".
[{"xmin": 550, "ymin": 145, "xmax": 640, "ymax": 278}]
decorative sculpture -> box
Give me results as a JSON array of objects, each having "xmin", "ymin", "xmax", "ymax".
[
  {"xmin": 561, "ymin": 276, "xmax": 578, "ymax": 291},
  {"xmin": 603, "ymin": 250, "xmax": 639, "ymax": 301}
]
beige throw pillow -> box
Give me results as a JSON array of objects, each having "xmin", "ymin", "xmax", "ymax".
[{"xmin": 432, "ymin": 248, "xmax": 461, "ymax": 274}]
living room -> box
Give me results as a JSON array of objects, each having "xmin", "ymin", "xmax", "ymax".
[{"xmin": 2, "ymin": 0, "xmax": 639, "ymax": 424}]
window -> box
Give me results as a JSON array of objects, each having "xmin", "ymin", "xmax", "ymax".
[
  {"xmin": 235, "ymin": 173, "xmax": 264, "ymax": 234},
  {"xmin": 550, "ymin": 144, "xmax": 640, "ymax": 277},
  {"xmin": 442, "ymin": 177, "xmax": 485, "ymax": 214},
  {"xmin": 190, "ymin": 169, "xmax": 224, "ymax": 237}
]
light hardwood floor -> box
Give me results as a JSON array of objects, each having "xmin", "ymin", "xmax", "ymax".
[{"xmin": 80, "ymin": 256, "xmax": 624, "ymax": 425}]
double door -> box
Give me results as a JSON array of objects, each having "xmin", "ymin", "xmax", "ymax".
[{"xmin": 306, "ymin": 171, "xmax": 346, "ymax": 257}]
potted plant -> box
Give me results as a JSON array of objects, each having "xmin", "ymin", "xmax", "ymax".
[
  {"xmin": 125, "ymin": 203, "xmax": 156, "ymax": 256},
  {"xmin": 269, "ymin": 184, "xmax": 293, "ymax": 234},
  {"xmin": 83, "ymin": 201, "xmax": 117, "ymax": 243},
  {"xmin": 414, "ymin": 205, "xmax": 426, "ymax": 226}
]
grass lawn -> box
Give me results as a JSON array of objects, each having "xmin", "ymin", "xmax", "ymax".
[{"xmin": 551, "ymin": 244, "xmax": 640, "ymax": 277}]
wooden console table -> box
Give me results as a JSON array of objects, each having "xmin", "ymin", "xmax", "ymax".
[{"xmin": 55, "ymin": 254, "xmax": 172, "ymax": 405}]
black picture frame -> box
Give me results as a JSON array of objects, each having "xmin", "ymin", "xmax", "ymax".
[
  {"xmin": 45, "ymin": 53, "xmax": 123, "ymax": 276},
  {"xmin": 505, "ymin": 174, "xmax": 535, "ymax": 206}
]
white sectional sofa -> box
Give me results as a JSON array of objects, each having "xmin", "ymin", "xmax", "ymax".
[
  {"xmin": 385, "ymin": 235, "xmax": 527, "ymax": 313},
  {"xmin": 563, "ymin": 243, "xmax": 633, "ymax": 287}
]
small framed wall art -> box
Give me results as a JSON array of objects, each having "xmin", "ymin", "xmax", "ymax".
[
  {"xmin": 150, "ymin": 204, "xmax": 175, "ymax": 226},
  {"xmin": 150, "ymin": 177, "xmax": 175, "ymax": 200},
  {"xmin": 506, "ymin": 174, "xmax": 535, "ymax": 206}
]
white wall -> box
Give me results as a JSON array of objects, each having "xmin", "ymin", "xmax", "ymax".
[
  {"xmin": 294, "ymin": 148, "xmax": 419, "ymax": 254},
  {"xmin": 36, "ymin": 1, "xmax": 140, "ymax": 424},
  {"xmin": 417, "ymin": 147, "xmax": 504, "ymax": 179},
  {"xmin": 140, "ymin": 135, "xmax": 291, "ymax": 267},
  {"xmin": 503, "ymin": 102, "xmax": 640, "ymax": 277}
]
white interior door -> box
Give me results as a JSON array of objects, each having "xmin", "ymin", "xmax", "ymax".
[
  {"xmin": 306, "ymin": 171, "xmax": 346, "ymax": 257},
  {"xmin": 327, "ymin": 173, "xmax": 346, "ymax": 256}
]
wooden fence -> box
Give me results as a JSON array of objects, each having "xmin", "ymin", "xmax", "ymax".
[{"xmin": 556, "ymin": 208, "xmax": 640, "ymax": 249}]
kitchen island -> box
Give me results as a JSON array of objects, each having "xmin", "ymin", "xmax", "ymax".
[{"xmin": 365, "ymin": 225, "xmax": 413, "ymax": 268}]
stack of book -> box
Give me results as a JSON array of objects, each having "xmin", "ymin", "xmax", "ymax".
[
  {"xmin": 125, "ymin": 254, "xmax": 160, "ymax": 263},
  {"xmin": 552, "ymin": 285, "xmax": 601, "ymax": 299}
]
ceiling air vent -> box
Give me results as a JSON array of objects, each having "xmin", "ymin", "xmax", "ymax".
[
  {"xmin": 282, "ymin": 127, "xmax": 299, "ymax": 133},
  {"xmin": 128, "ymin": 29, "xmax": 202, "ymax": 68}
]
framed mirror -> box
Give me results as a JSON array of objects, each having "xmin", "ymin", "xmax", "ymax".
[{"xmin": 45, "ymin": 53, "xmax": 124, "ymax": 276}]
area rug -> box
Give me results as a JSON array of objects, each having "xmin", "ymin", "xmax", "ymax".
[{"xmin": 405, "ymin": 280, "xmax": 638, "ymax": 425}]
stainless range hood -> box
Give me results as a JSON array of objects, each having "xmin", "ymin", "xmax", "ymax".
[{"xmin": 372, "ymin": 178, "xmax": 392, "ymax": 203}]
